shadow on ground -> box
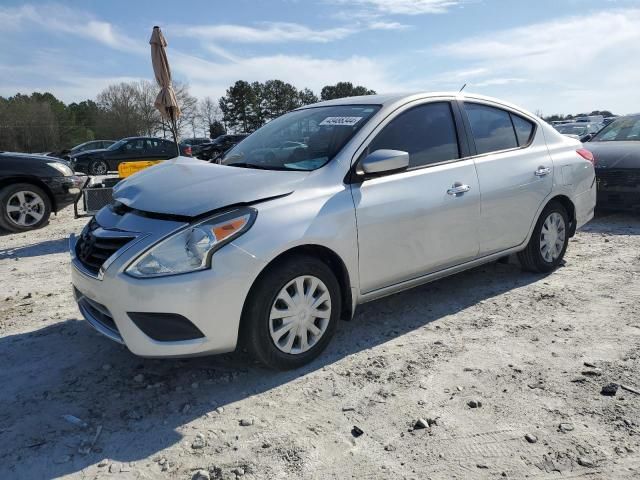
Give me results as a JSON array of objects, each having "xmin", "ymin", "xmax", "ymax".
[
  {"xmin": 0, "ymin": 258, "xmax": 545, "ymax": 478},
  {"xmin": 0, "ymin": 238, "xmax": 68, "ymax": 259}
]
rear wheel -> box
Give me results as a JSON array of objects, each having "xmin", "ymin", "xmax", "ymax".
[
  {"xmin": 89, "ymin": 159, "xmax": 108, "ymax": 176},
  {"xmin": 518, "ymin": 201, "xmax": 569, "ymax": 273},
  {"xmin": 0, "ymin": 183, "xmax": 51, "ymax": 232},
  {"xmin": 241, "ymin": 255, "xmax": 341, "ymax": 370}
]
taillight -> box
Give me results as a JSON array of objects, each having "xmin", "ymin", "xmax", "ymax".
[
  {"xmin": 184, "ymin": 146, "xmax": 192, "ymax": 156},
  {"xmin": 576, "ymin": 148, "xmax": 595, "ymax": 166}
]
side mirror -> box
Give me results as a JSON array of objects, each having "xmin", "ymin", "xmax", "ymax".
[{"xmin": 360, "ymin": 149, "xmax": 409, "ymax": 175}]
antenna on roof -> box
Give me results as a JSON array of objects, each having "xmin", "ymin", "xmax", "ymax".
[{"xmin": 459, "ymin": 83, "xmax": 467, "ymax": 93}]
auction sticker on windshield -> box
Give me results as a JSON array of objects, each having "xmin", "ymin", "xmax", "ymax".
[{"xmin": 319, "ymin": 116, "xmax": 363, "ymax": 126}]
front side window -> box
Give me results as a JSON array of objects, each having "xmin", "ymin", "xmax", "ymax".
[
  {"xmin": 465, "ymin": 103, "xmax": 518, "ymax": 154},
  {"xmin": 367, "ymin": 102, "xmax": 460, "ymax": 168},
  {"xmin": 592, "ymin": 116, "xmax": 640, "ymax": 142},
  {"xmin": 221, "ymin": 105, "xmax": 380, "ymax": 171}
]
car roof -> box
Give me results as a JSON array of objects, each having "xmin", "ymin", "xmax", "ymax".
[
  {"xmin": 302, "ymin": 91, "xmax": 539, "ymax": 120},
  {"xmin": 121, "ymin": 136, "xmax": 169, "ymax": 141}
]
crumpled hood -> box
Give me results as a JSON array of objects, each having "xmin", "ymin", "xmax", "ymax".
[
  {"xmin": 113, "ymin": 156, "xmax": 308, "ymax": 217},
  {"xmin": 588, "ymin": 141, "xmax": 640, "ymax": 169}
]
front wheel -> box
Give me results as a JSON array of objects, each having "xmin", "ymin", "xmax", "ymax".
[
  {"xmin": 0, "ymin": 183, "xmax": 52, "ymax": 232},
  {"xmin": 241, "ymin": 255, "xmax": 341, "ymax": 370},
  {"xmin": 518, "ymin": 201, "xmax": 569, "ymax": 273}
]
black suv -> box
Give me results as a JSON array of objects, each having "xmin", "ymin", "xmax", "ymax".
[
  {"xmin": 197, "ymin": 134, "xmax": 249, "ymax": 161},
  {"xmin": 70, "ymin": 137, "xmax": 192, "ymax": 175}
]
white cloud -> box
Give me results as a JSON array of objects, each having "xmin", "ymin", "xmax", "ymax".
[
  {"xmin": 336, "ymin": 0, "xmax": 462, "ymax": 15},
  {"xmin": 367, "ymin": 21, "xmax": 410, "ymax": 30},
  {"xmin": 0, "ymin": 4, "xmax": 143, "ymax": 53},
  {"xmin": 434, "ymin": 8, "xmax": 640, "ymax": 113},
  {"xmin": 179, "ymin": 22, "xmax": 356, "ymax": 44},
  {"xmin": 170, "ymin": 51, "xmax": 399, "ymax": 100}
]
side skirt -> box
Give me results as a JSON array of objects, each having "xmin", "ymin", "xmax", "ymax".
[{"xmin": 358, "ymin": 246, "xmax": 525, "ymax": 305}]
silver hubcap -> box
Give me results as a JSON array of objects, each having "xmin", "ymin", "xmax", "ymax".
[
  {"xmin": 269, "ymin": 275, "xmax": 331, "ymax": 355},
  {"xmin": 6, "ymin": 191, "xmax": 45, "ymax": 227},
  {"xmin": 540, "ymin": 212, "xmax": 566, "ymax": 262}
]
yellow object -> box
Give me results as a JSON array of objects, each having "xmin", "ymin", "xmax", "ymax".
[{"xmin": 118, "ymin": 160, "xmax": 163, "ymax": 178}]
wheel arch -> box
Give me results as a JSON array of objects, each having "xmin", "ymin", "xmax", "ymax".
[
  {"xmin": 546, "ymin": 194, "xmax": 577, "ymax": 237},
  {"xmin": 242, "ymin": 244, "xmax": 354, "ymax": 324},
  {"xmin": 0, "ymin": 177, "xmax": 57, "ymax": 212}
]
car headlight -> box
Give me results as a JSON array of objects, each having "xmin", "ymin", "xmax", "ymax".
[
  {"xmin": 125, "ymin": 208, "xmax": 256, "ymax": 278},
  {"xmin": 48, "ymin": 162, "xmax": 74, "ymax": 176}
]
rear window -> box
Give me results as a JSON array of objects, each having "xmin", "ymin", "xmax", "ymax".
[
  {"xmin": 465, "ymin": 103, "xmax": 518, "ymax": 154},
  {"xmin": 511, "ymin": 114, "xmax": 534, "ymax": 146}
]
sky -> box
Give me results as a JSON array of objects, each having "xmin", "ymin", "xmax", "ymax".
[{"xmin": 1, "ymin": 0, "xmax": 639, "ymax": 115}]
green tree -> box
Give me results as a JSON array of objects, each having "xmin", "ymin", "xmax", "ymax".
[
  {"xmin": 298, "ymin": 88, "xmax": 318, "ymax": 106},
  {"xmin": 320, "ymin": 82, "xmax": 376, "ymax": 101},
  {"xmin": 209, "ymin": 120, "xmax": 226, "ymax": 138},
  {"xmin": 219, "ymin": 80, "xmax": 263, "ymax": 133},
  {"xmin": 261, "ymin": 79, "xmax": 300, "ymax": 121}
]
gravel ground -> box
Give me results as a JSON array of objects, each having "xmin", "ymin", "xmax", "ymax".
[{"xmin": 0, "ymin": 207, "xmax": 639, "ymax": 479}]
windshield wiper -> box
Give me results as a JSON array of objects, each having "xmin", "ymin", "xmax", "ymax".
[{"xmin": 227, "ymin": 162, "xmax": 296, "ymax": 171}]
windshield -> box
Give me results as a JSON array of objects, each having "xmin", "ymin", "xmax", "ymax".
[
  {"xmin": 107, "ymin": 139, "xmax": 127, "ymax": 151},
  {"xmin": 592, "ymin": 116, "xmax": 640, "ymax": 142},
  {"xmin": 220, "ymin": 105, "xmax": 380, "ymax": 171},
  {"xmin": 556, "ymin": 125, "xmax": 588, "ymax": 135}
]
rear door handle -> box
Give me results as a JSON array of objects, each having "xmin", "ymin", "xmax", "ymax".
[
  {"xmin": 447, "ymin": 183, "xmax": 471, "ymax": 196},
  {"xmin": 535, "ymin": 166, "xmax": 551, "ymax": 177}
]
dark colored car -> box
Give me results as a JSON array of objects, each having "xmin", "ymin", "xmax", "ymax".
[
  {"xmin": 180, "ymin": 137, "xmax": 211, "ymax": 156},
  {"xmin": 69, "ymin": 137, "xmax": 191, "ymax": 175},
  {"xmin": 0, "ymin": 152, "xmax": 84, "ymax": 232},
  {"xmin": 48, "ymin": 140, "xmax": 116, "ymax": 161},
  {"xmin": 587, "ymin": 114, "xmax": 640, "ymax": 211},
  {"xmin": 196, "ymin": 134, "xmax": 249, "ymax": 161}
]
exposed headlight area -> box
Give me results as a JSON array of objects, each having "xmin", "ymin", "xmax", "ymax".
[
  {"xmin": 47, "ymin": 161, "xmax": 74, "ymax": 176},
  {"xmin": 125, "ymin": 208, "xmax": 256, "ymax": 278}
]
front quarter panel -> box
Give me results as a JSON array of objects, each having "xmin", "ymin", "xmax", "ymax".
[{"xmin": 232, "ymin": 182, "xmax": 359, "ymax": 300}]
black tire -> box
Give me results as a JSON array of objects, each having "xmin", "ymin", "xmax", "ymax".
[
  {"xmin": 241, "ymin": 254, "xmax": 341, "ymax": 370},
  {"xmin": 89, "ymin": 159, "xmax": 108, "ymax": 176},
  {"xmin": 518, "ymin": 201, "xmax": 569, "ymax": 273},
  {"xmin": 0, "ymin": 183, "xmax": 52, "ymax": 232}
]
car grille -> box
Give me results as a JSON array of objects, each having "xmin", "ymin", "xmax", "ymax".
[
  {"xmin": 75, "ymin": 219, "xmax": 135, "ymax": 275},
  {"xmin": 597, "ymin": 169, "xmax": 640, "ymax": 188}
]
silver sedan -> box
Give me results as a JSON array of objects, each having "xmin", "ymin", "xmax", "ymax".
[{"xmin": 70, "ymin": 92, "xmax": 596, "ymax": 369}]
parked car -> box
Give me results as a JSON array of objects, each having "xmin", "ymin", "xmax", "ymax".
[
  {"xmin": 48, "ymin": 140, "xmax": 116, "ymax": 161},
  {"xmin": 70, "ymin": 93, "xmax": 596, "ymax": 369},
  {"xmin": 586, "ymin": 114, "xmax": 640, "ymax": 211},
  {"xmin": 554, "ymin": 122, "xmax": 603, "ymax": 142},
  {"xmin": 180, "ymin": 137, "xmax": 212, "ymax": 157},
  {"xmin": 196, "ymin": 134, "xmax": 248, "ymax": 161},
  {"xmin": 0, "ymin": 152, "xmax": 84, "ymax": 232},
  {"xmin": 69, "ymin": 137, "xmax": 191, "ymax": 175}
]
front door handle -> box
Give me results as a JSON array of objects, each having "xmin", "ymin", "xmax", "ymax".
[
  {"xmin": 447, "ymin": 183, "xmax": 471, "ymax": 196},
  {"xmin": 535, "ymin": 166, "xmax": 551, "ymax": 177}
]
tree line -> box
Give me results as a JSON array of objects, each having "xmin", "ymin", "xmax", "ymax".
[{"xmin": 0, "ymin": 80, "xmax": 375, "ymax": 153}]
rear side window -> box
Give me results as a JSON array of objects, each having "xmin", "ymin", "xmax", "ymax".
[
  {"xmin": 510, "ymin": 114, "xmax": 534, "ymax": 146},
  {"xmin": 465, "ymin": 103, "xmax": 518, "ymax": 154},
  {"xmin": 369, "ymin": 102, "xmax": 459, "ymax": 168}
]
